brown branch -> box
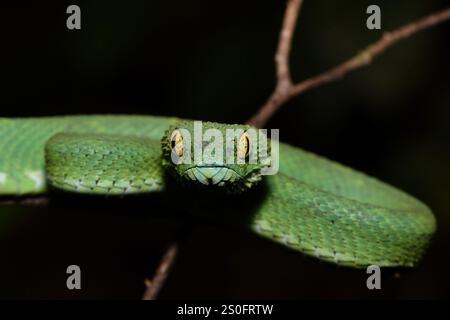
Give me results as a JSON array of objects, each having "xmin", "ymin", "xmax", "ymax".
[
  {"xmin": 142, "ymin": 242, "xmax": 178, "ymax": 300},
  {"xmin": 247, "ymin": 5, "xmax": 450, "ymax": 128},
  {"xmin": 275, "ymin": 0, "xmax": 303, "ymax": 89},
  {"xmin": 247, "ymin": 0, "xmax": 304, "ymax": 128},
  {"xmin": 0, "ymin": 196, "xmax": 50, "ymax": 206}
]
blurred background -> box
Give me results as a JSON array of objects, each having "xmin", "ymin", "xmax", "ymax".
[{"xmin": 0, "ymin": 0, "xmax": 449, "ymax": 299}]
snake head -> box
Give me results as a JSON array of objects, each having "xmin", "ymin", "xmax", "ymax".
[{"xmin": 161, "ymin": 121, "xmax": 271, "ymax": 193}]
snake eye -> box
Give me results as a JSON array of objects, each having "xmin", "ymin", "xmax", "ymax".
[
  {"xmin": 170, "ymin": 129, "xmax": 184, "ymax": 157},
  {"xmin": 237, "ymin": 132, "xmax": 250, "ymax": 160}
]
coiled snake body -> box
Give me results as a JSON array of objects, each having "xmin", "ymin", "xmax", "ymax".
[{"xmin": 0, "ymin": 115, "xmax": 436, "ymax": 268}]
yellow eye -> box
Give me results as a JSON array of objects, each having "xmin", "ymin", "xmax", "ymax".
[
  {"xmin": 237, "ymin": 132, "xmax": 250, "ymax": 160},
  {"xmin": 170, "ymin": 129, "xmax": 184, "ymax": 157}
]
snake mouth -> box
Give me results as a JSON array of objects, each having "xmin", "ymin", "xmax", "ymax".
[{"xmin": 182, "ymin": 166, "xmax": 242, "ymax": 186}]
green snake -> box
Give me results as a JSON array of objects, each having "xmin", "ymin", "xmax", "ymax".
[{"xmin": 0, "ymin": 115, "xmax": 436, "ymax": 268}]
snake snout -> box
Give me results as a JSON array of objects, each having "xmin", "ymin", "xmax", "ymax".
[{"xmin": 183, "ymin": 166, "xmax": 237, "ymax": 187}]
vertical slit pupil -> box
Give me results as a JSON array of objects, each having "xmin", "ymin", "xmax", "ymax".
[{"xmin": 245, "ymin": 136, "xmax": 250, "ymax": 157}]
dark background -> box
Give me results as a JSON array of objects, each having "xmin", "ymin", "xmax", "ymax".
[{"xmin": 0, "ymin": 0, "xmax": 449, "ymax": 299}]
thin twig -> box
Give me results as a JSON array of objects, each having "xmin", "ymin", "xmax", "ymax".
[
  {"xmin": 142, "ymin": 242, "xmax": 179, "ymax": 300},
  {"xmin": 247, "ymin": 0, "xmax": 304, "ymax": 128},
  {"xmin": 0, "ymin": 196, "xmax": 50, "ymax": 206},
  {"xmin": 247, "ymin": 5, "xmax": 450, "ymax": 128},
  {"xmin": 275, "ymin": 0, "xmax": 303, "ymax": 90}
]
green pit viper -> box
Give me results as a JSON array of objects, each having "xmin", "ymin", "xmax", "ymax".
[{"xmin": 0, "ymin": 115, "xmax": 436, "ymax": 268}]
